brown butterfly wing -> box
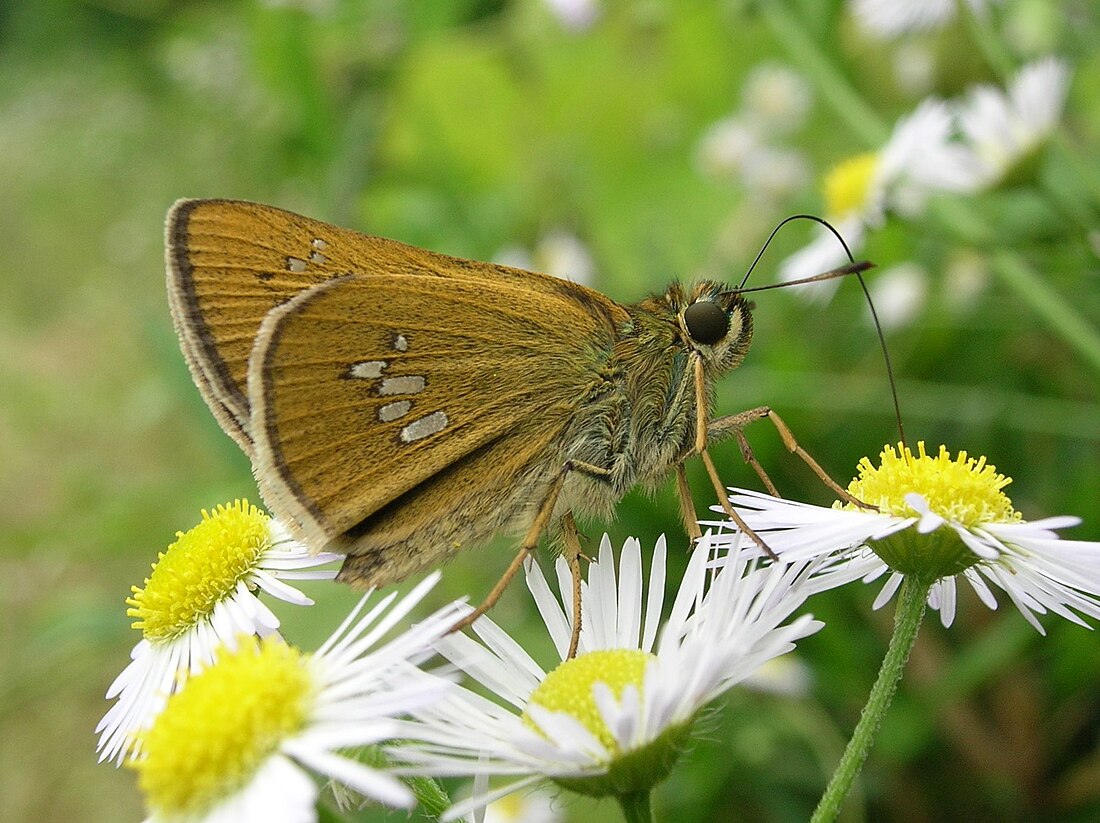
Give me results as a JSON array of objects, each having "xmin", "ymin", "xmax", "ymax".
[
  {"xmin": 167, "ymin": 198, "xmax": 598, "ymax": 452},
  {"xmin": 167, "ymin": 200, "xmax": 387, "ymax": 450},
  {"xmin": 249, "ymin": 272, "xmax": 628, "ymax": 587}
]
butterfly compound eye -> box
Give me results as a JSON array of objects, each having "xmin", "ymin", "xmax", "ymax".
[{"xmin": 684, "ymin": 300, "xmax": 728, "ymax": 345}]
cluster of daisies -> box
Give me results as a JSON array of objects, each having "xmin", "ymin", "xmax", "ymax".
[
  {"xmin": 775, "ymin": 57, "xmax": 1070, "ymax": 293},
  {"xmin": 97, "ymin": 441, "xmax": 1100, "ymax": 822},
  {"xmin": 98, "ymin": 12, "xmax": 1090, "ymax": 820},
  {"xmin": 693, "ymin": 47, "xmax": 1070, "ymax": 329}
]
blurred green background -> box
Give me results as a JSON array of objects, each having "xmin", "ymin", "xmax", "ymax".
[{"xmin": 3, "ymin": 1, "xmax": 1099, "ymax": 821}]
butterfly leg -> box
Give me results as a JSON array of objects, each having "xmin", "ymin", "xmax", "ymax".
[
  {"xmin": 674, "ymin": 464, "xmax": 703, "ymax": 543},
  {"xmin": 707, "ymin": 406, "xmax": 867, "ymax": 508},
  {"xmin": 692, "ymin": 355, "xmax": 780, "ymax": 560},
  {"xmin": 449, "ymin": 459, "xmax": 610, "ymax": 637},
  {"xmin": 561, "ymin": 511, "xmax": 585, "ymax": 659}
]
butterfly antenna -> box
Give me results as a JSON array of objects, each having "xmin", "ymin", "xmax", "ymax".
[{"xmin": 736, "ymin": 214, "xmax": 906, "ymax": 447}]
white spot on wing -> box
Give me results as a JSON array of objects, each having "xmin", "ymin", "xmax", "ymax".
[
  {"xmin": 400, "ymin": 411, "xmax": 448, "ymax": 442},
  {"xmin": 349, "ymin": 360, "xmax": 387, "ymax": 379},
  {"xmin": 380, "ymin": 375, "xmax": 425, "ymax": 395},
  {"xmin": 378, "ymin": 400, "xmax": 411, "ymax": 422},
  {"xmin": 309, "ymin": 250, "xmax": 327, "ymax": 264},
  {"xmin": 394, "ymin": 334, "xmax": 409, "ymax": 352},
  {"xmin": 311, "ymin": 238, "xmax": 328, "ymax": 250},
  {"xmin": 286, "ymin": 256, "xmax": 307, "ymax": 273}
]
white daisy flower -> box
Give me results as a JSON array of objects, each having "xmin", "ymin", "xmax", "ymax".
[
  {"xmin": 942, "ymin": 249, "xmax": 990, "ymax": 314},
  {"xmin": 850, "ymin": 0, "xmax": 1001, "ymax": 38},
  {"xmin": 955, "ymin": 57, "xmax": 1071, "ymax": 189},
  {"xmin": 495, "ymin": 232, "xmax": 596, "ymax": 287},
  {"xmin": 778, "ymin": 99, "xmax": 976, "ymax": 296},
  {"xmin": 695, "ymin": 111, "xmax": 810, "ymax": 202},
  {"xmin": 536, "ymin": 231, "xmax": 597, "ymax": 286},
  {"xmin": 131, "ymin": 572, "xmax": 464, "ymax": 822},
  {"xmin": 544, "ymin": 0, "xmax": 599, "ymax": 30},
  {"xmin": 864, "ymin": 261, "xmax": 928, "ymax": 330},
  {"xmin": 388, "ymin": 534, "xmax": 823, "ymax": 820},
  {"xmin": 742, "ymin": 655, "xmax": 814, "ymax": 698},
  {"xmin": 709, "ymin": 442, "xmax": 1100, "ymax": 632},
  {"xmin": 740, "ymin": 144, "xmax": 812, "ymax": 202},
  {"xmin": 695, "ymin": 115, "xmax": 764, "ymax": 181},
  {"xmin": 96, "ymin": 500, "xmax": 340, "ymax": 765},
  {"xmin": 741, "ymin": 63, "xmax": 814, "ymax": 136},
  {"xmin": 891, "ymin": 40, "xmax": 937, "ymax": 95},
  {"xmin": 481, "ymin": 786, "xmax": 562, "ymax": 823}
]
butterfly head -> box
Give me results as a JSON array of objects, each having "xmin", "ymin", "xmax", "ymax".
[{"xmin": 668, "ymin": 280, "xmax": 754, "ymax": 374}]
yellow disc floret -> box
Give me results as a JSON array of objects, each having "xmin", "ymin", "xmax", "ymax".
[
  {"xmin": 525, "ymin": 649, "xmax": 653, "ymax": 755},
  {"xmin": 823, "ymin": 152, "xmax": 879, "ymax": 217},
  {"xmin": 838, "ymin": 443, "xmax": 1021, "ymax": 582},
  {"xmin": 134, "ymin": 638, "xmax": 313, "ymax": 818},
  {"xmin": 839, "ymin": 442, "xmax": 1019, "ymax": 527},
  {"xmin": 128, "ymin": 500, "xmax": 272, "ymax": 641}
]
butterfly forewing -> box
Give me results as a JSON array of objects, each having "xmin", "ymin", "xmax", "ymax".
[
  {"xmin": 248, "ymin": 269, "xmax": 627, "ymax": 584},
  {"xmin": 167, "ymin": 200, "xmax": 382, "ymax": 448},
  {"xmin": 167, "ymin": 198, "xmax": 632, "ymax": 586},
  {"xmin": 167, "ymin": 198, "xmax": 595, "ymax": 450}
]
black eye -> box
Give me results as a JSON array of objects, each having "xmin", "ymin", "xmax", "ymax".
[{"xmin": 684, "ymin": 300, "xmax": 728, "ymax": 345}]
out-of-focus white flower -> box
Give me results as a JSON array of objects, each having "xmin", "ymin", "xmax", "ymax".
[
  {"xmin": 943, "ymin": 250, "xmax": 990, "ymax": 314},
  {"xmin": 480, "ymin": 786, "xmax": 562, "ymax": 823},
  {"xmin": 741, "ymin": 63, "xmax": 814, "ymax": 135},
  {"xmin": 955, "ymin": 57, "xmax": 1071, "ymax": 188},
  {"xmin": 545, "ymin": 0, "xmax": 599, "ymax": 30},
  {"xmin": 696, "ymin": 115, "xmax": 764, "ymax": 181},
  {"xmin": 892, "ymin": 41, "xmax": 937, "ymax": 96},
  {"xmin": 866, "ymin": 262, "xmax": 928, "ymax": 330},
  {"xmin": 537, "ymin": 232, "xmax": 596, "ymax": 286},
  {"xmin": 741, "ymin": 145, "xmax": 812, "ymax": 201},
  {"xmin": 778, "ymin": 99, "xmax": 977, "ymax": 296},
  {"xmin": 742, "ymin": 655, "xmax": 814, "ymax": 697},
  {"xmin": 850, "ymin": 0, "xmax": 1001, "ymax": 38},
  {"xmin": 495, "ymin": 232, "xmax": 596, "ymax": 287}
]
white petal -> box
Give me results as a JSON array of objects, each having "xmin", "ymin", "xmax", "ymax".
[
  {"xmin": 963, "ymin": 568, "xmax": 1000, "ymax": 610},
  {"xmin": 873, "ymin": 572, "xmax": 905, "ymax": 610},
  {"xmin": 526, "ymin": 555, "xmax": 571, "ymax": 659},
  {"xmin": 283, "ymin": 739, "xmax": 414, "ymax": 808},
  {"xmin": 441, "ymin": 776, "xmax": 546, "ymax": 823},
  {"xmin": 937, "ymin": 577, "xmax": 957, "ymax": 628},
  {"xmin": 617, "ymin": 538, "xmax": 643, "ymax": 649},
  {"xmin": 641, "ymin": 536, "xmax": 667, "ymax": 653}
]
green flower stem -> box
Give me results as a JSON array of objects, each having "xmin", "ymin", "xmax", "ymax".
[
  {"xmin": 955, "ymin": 0, "xmax": 1015, "ymax": 80},
  {"xmin": 928, "ymin": 197, "xmax": 1100, "ymax": 377},
  {"xmin": 759, "ymin": 0, "xmax": 1100, "ymax": 379},
  {"xmin": 618, "ymin": 790, "xmax": 653, "ymax": 823},
  {"xmin": 811, "ymin": 576, "xmax": 929, "ymax": 823},
  {"xmin": 990, "ymin": 250, "xmax": 1100, "ymax": 375},
  {"xmin": 354, "ymin": 745, "xmax": 451, "ymax": 821},
  {"xmin": 759, "ymin": 1, "xmax": 889, "ymax": 147},
  {"xmin": 405, "ymin": 775, "xmax": 451, "ymax": 821},
  {"xmin": 1051, "ymin": 133, "xmax": 1100, "ymax": 219}
]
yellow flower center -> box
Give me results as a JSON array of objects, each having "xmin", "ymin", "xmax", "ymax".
[
  {"xmin": 525, "ymin": 649, "xmax": 653, "ymax": 755},
  {"xmin": 823, "ymin": 152, "xmax": 879, "ymax": 217},
  {"xmin": 838, "ymin": 442, "xmax": 1019, "ymax": 528},
  {"xmin": 134, "ymin": 638, "xmax": 313, "ymax": 818},
  {"xmin": 127, "ymin": 500, "xmax": 272, "ymax": 641}
]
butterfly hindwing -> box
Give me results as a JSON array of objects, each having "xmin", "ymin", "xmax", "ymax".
[{"xmin": 248, "ymin": 271, "xmax": 628, "ymax": 584}]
